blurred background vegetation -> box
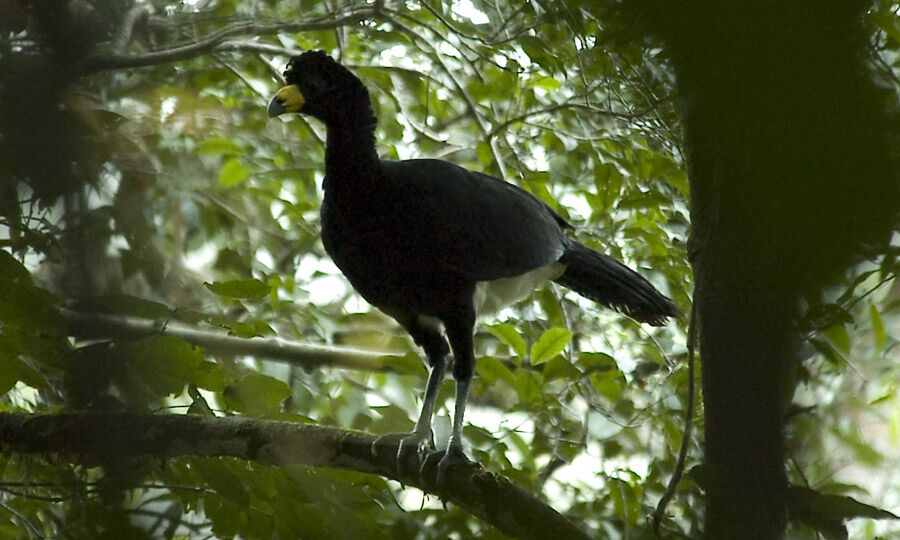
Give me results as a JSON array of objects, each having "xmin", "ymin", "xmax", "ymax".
[{"xmin": 0, "ymin": 0, "xmax": 898, "ymax": 538}]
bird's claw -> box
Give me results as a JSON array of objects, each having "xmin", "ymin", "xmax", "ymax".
[
  {"xmin": 420, "ymin": 444, "xmax": 473, "ymax": 489},
  {"xmin": 371, "ymin": 429, "xmax": 435, "ymax": 479}
]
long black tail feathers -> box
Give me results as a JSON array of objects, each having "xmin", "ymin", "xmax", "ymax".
[{"xmin": 554, "ymin": 242, "xmax": 678, "ymax": 326}]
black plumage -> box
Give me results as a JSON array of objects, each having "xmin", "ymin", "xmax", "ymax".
[{"xmin": 268, "ymin": 50, "xmax": 677, "ymax": 479}]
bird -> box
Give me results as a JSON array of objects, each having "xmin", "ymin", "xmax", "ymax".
[{"xmin": 267, "ymin": 50, "xmax": 677, "ymax": 482}]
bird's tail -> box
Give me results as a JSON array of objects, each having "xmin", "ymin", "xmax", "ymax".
[{"xmin": 554, "ymin": 242, "xmax": 678, "ymax": 326}]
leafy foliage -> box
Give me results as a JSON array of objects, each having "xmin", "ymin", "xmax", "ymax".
[{"xmin": 0, "ymin": 0, "xmax": 898, "ymax": 538}]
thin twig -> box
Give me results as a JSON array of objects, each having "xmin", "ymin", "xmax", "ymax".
[{"xmin": 653, "ymin": 299, "xmax": 697, "ymax": 536}]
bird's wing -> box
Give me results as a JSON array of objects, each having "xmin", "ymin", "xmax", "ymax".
[{"xmin": 379, "ymin": 159, "xmax": 569, "ymax": 281}]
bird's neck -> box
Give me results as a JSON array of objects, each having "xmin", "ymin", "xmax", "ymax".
[{"xmin": 323, "ymin": 113, "xmax": 380, "ymax": 190}]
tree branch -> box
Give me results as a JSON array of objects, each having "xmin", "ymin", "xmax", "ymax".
[
  {"xmin": 76, "ymin": 8, "xmax": 382, "ymax": 75},
  {"xmin": 215, "ymin": 40, "xmax": 302, "ymax": 60},
  {"xmin": 61, "ymin": 309, "xmax": 399, "ymax": 372},
  {"xmin": 111, "ymin": 6, "xmax": 151, "ymax": 54},
  {"xmin": 0, "ymin": 412, "xmax": 592, "ymax": 540}
]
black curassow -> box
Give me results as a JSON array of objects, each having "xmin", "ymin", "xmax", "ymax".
[{"xmin": 268, "ymin": 50, "xmax": 677, "ymax": 481}]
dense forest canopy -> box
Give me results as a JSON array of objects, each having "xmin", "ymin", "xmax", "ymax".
[{"xmin": 0, "ymin": 0, "xmax": 898, "ymax": 538}]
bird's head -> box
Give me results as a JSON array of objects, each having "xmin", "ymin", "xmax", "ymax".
[{"xmin": 267, "ymin": 50, "xmax": 371, "ymax": 126}]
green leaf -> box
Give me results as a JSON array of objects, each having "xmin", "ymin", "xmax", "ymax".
[
  {"xmin": 487, "ymin": 323, "xmax": 527, "ymax": 359},
  {"xmin": 788, "ymin": 486, "xmax": 899, "ymax": 540},
  {"xmin": 86, "ymin": 294, "xmax": 171, "ymax": 319},
  {"xmin": 0, "ymin": 252, "xmax": 59, "ymax": 332},
  {"xmin": 476, "ymin": 356, "xmax": 516, "ymax": 387},
  {"xmin": 0, "ymin": 354, "xmax": 47, "ymax": 394},
  {"xmin": 205, "ymin": 494, "xmax": 246, "ymax": 539},
  {"xmin": 0, "ymin": 360, "xmax": 20, "ymax": 395},
  {"xmin": 870, "ymin": 10, "xmax": 900, "ymax": 44},
  {"xmin": 609, "ymin": 478, "xmax": 641, "ymax": 527},
  {"xmin": 205, "ymin": 279, "xmax": 271, "ymax": 300},
  {"xmin": 193, "ymin": 360, "xmax": 227, "ymax": 392},
  {"xmin": 211, "ymin": 318, "xmax": 275, "ymax": 338},
  {"xmin": 512, "ymin": 370, "xmax": 542, "ymax": 406},
  {"xmin": 535, "ymin": 287, "xmax": 565, "ymax": 327},
  {"xmin": 194, "ymin": 459, "xmax": 251, "ymax": 507},
  {"xmin": 223, "ymin": 372, "xmax": 291, "ymax": 415},
  {"xmin": 823, "ymin": 324, "xmax": 851, "ymax": 359},
  {"xmin": 476, "ymin": 141, "xmax": 494, "ymax": 168},
  {"xmin": 869, "ymin": 301, "xmax": 886, "ymax": 352},
  {"xmin": 123, "ymin": 336, "xmax": 204, "ymax": 397},
  {"xmin": 541, "ymin": 356, "xmax": 579, "ymax": 382},
  {"xmin": 524, "ymin": 177, "xmax": 561, "ymax": 213},
  {"xmin": 529, "ymin": 75, "xmax": 560, "ymax": 92},
  {"xmin": 519, "ymin": 36, "xmax": 559, "ymax": 72},
  {"xmin": 387, "ymin": 352, "xmax": 427, "ymax": 376},
  {"xmin": 218, "ymin": 157, "xmax": 250, "ymax": 188},
  {"xmin": 199, "ymin": 137, "xmax": 243, "ymax": 156},
  {"xmin": 591, "ymin": 369, "xmax": 626, "ymax": 403},
  {"xmin": 369, "ymin": 403, "xmax": 414, "ymax": 433},
  {"xmin": 530, "ymin": 327, "xmax": 572, "ymax": 365},
  {"xmin": 578, "ymin": 352, "xmax": 623, "ymax": 402},
  {"xmin": 0, "ymin": 250, "xmax": 30, "ymax": 282}
]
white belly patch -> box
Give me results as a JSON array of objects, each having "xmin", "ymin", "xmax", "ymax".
[
  {"xmin": 414, "ymin": 262, "xmax": 566, "ymax": 330},
  {"xmin": 473, "ymin": 262, "xmax": 565, "ymax": 316}
]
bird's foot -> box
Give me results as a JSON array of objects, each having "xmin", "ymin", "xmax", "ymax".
[
  {"xmin": 421, "ymin": 443, "xmax": 474, "ymax": 490},
  {"xmin": 371, "ymin": 429, "xmax": 435, "ymax": 479}
]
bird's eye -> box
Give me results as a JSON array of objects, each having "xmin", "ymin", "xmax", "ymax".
[{"xmin": 304, "ymin": 77, "xmax": 326, "ymax": 96}]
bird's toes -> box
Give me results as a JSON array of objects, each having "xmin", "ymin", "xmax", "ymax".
[
  {"xmin": 371, "ymin": 432, "xmax": 404, "ymax": 458},
  {"xmin": 372, "ymin": 430, "xmax": 435, "ymax": 479},
  {"xmin": 396, "ymin": 430, "xmax": 434, "ymax": 474},
  {"xmin": 420, "ymin": 444, "xmax": 473, "ymax": 490},
  {"xmin": 397, "ymin": 430, "xmax": 434, "ymax": 459}
]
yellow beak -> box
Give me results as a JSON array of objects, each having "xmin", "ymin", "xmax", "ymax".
[{"xmin": 267, "ymin": 85, "xmax": 305, "ymax": 117}]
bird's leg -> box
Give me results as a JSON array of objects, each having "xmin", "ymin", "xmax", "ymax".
[
  {"xmin": 398, "ymin": 353, "xmax": 445, "ymax": 458},
  {"xmin": 372, "ymin": 356, "xmax": 445, "ymax": 473},
  {"xmin": 441, "ymin": 374, "xmax": 470, "ymax": 467},
  {"xmin": 433, "ymin": 356, "xmax": 474, "ymax": 486},
  {"xmin": 372, "ymin": 316, "xmax": 449, "ymax": 476},
  {"xmin": 422, "ymin": 305, "xmax": 477, "ymax": 487}
]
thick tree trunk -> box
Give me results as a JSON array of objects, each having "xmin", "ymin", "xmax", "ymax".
[
  {"xmin": 686, "ymin": 130, "xmax": 795, "ymax": 538},
  {"xmin": 633, "ymin": 1, "xmax": 898, "ymax": 537}
]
